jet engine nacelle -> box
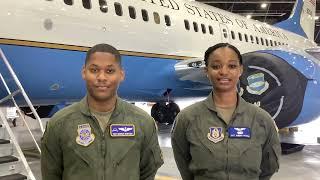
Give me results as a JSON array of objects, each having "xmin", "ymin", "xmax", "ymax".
[{"xmin": 240, "ymin": 50, "xmax": 320, "ymax": 129}]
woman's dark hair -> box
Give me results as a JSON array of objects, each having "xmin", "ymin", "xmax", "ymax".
[
  {"xmin": 204, "ymin": 43, "xmax": 242, "ymax": 67},
  {"xmin": 85, "ymin": 43, "xmax": 121, "ymax": 66}
]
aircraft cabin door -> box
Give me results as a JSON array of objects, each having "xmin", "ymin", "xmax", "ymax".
[{"xmin": 219, "ymin": 23, "xmax": 230, "ymax": 43}]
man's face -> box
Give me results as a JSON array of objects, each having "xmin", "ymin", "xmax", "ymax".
[
  {"xmin": 205, "ymin": 47, "xmax": 243, "ymax": 93},
  {"xmin": 82, "ymin": 52, "xmax": 124, "ymax": 103}
]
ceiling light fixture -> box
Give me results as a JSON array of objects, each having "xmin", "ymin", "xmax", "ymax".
[{"xmin": 261, "ymin": 3, "xmax": 268, "ymax": 9}]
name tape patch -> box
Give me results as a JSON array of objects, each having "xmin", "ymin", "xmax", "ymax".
[
  {"xmin": 228, "ymin": 127, "xmax": 251, "ymax": 138},
  {"xmin": 110, "ymin": 124, "xmax": 135, "ymax": 137}
]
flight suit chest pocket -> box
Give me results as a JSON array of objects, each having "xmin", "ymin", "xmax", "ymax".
[
  {"xmin": 233, "ymin": 140, "xmax": 262, "ymax": 175},
  {"xmin": 64, "ymin": 140, "xmax": 94, "ymax": 168},
  {"xmin": 109, "ymin": 137, "xmax": 138, "ymax": 166},
  {"xmin": 187, "ymin": 120, "xmax": 225, "ymax": 173}
]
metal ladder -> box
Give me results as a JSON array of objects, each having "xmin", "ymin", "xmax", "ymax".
[{"xmin": 0, "ymin": 48, "xmax": 44, "ymax": 180}]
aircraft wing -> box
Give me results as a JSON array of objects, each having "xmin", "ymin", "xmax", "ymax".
[
  {"xmin": 174, "ymin": 58, "xmax": 211, "ymax": 90},
  {"xmin": 305, "ymin": 47, "xmax": 320, "ymax": 60}
]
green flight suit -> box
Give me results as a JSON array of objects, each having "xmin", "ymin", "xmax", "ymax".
[
  {"xmin": 172, "ymin": 92, "xmax": 280, "ymax": 180},
  {"xmin": 41, "ymin": 97, "xmax": 163, "ymax": 180}
]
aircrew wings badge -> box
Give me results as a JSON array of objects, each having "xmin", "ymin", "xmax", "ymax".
[
  {"xmin": 76, "ymin": 123, "xmax": 95, "ymax": 146},
  {"xmin": 207, "ymin": 127, "xmax": 224, "ymax": 143}
]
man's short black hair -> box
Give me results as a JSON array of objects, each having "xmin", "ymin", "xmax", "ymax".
[
  {"xmin": 85, "ymin": 43, "xmax": 121, "ymax": 66},
  {"xmin": 204, "ymin": 43, "xmax": 242, "ymax": 67}
]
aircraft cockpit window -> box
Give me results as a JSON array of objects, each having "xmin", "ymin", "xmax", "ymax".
[
  {"xmin": 114, "ymin": 3, "xmax": 123, "ymax": 16},
  {"xmin": 250, "ymin": 35, "xmax": 254, "ymax": 43},
  {"xmin": 244, "ymin": 34, "xmax": 248, "ymax": 42},
  {"xmin": 153, "ymin": 12, "xmax": 160, "ymax": 24},
  {"xmin": 265, "ymin": 39, "xmax": 269, "ymax": 46},
  {"xmin": 128, "ymin": 6, "xmax": 136, "ymax": 19},
  {"xmin": 238, "ymin": 33, "xmax": 242, "ymax": 41},
  {"xmin": 142, "ymin": 9, "xmax": 149, "ymax": 21},
  {"xmin": 82, "ymin": 0, "xmax": 91, "ymax": 9},
  {"xmin": 64, "ymin": 0, "xmax": 73, "ymax": 6},
  {"xmin": 201, "ymin": 24, "xmax": 206, "ymax": 34},
  {"xmin": 260, "ymin": 37, "xmax": 264, "ymax": 45},
  {"xmin": 208, "ymin": 26, "xmax": 213, "ymax": 35},
  {"xmin": 184, "ymin": 20, "xmax": 190, "ymax": 30},
  {"xmin": 193, "ymin": 22, "xmax": 198, "ymax": 32},
  {"xmin": 256, "ymin": 37, "xmax": 259, "ymax": 44},
  {"xmin": 164, "ymin": 15, "xmax": 171, "ymax": 26},
  {"xmin": 99, "ymin": 0, "xmax": 107, "ymax": 13},
  {"xmin": 231, "ymin": 31, "xmax": 235, "ymax": 40}
]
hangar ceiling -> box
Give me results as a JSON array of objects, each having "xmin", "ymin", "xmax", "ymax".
[{"xmin": 196, "ymin": 0, "xmax": 320, "ymax": 45}]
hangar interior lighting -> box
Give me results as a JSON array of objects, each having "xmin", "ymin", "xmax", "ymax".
[{"xmin": 261, "ymin": 3, "xmax": 268, "ymax": 9}]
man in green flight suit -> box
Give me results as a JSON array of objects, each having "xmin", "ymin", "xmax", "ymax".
[{"xmin": 41, "ymin": 43, "xmax": 163, "ymax": 180}]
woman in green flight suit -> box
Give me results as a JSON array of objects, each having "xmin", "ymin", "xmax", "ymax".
[{"xmin": 172, "ymin": 43, "xmax": 281, "ymax": 180}]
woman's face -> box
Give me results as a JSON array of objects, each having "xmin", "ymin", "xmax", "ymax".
[{"xmin": 205, "ymin": 47, "xmax": 243, "ymax": 93}]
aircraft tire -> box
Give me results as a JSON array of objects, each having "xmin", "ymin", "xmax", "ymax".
[
  {"xmin": 151, "ymin": 102, "xmax": 167, "ymax": 124},
  {"xmin": 166, "ymin": 102, "xmax": 180, "ymax": 125}
]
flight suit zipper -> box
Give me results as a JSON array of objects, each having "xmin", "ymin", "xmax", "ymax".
[
  {"xmin": 91, "ymin": 115, "xmax": 105, "ymax": 180},
  {"xmin": 102, "ymin": 132, "xmax": 106, "ymax": 180},
  {"xmin": 226, "ymin": 115, "xmax": 237, "ymax": 180},
  {"xmin": 226, "ymin": 129, "xmax": 229, "ymax": 180}
]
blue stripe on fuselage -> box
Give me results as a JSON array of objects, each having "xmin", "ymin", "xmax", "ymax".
[{"xmin": 0, "ymin": 44, "xmax": 209, "ymax": 105}]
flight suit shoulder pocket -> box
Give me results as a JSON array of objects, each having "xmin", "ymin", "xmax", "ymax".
[
  {"xmin": 271, "ymin": 144, "xmax": 280, "ymax": 170},
  {"xmin": 261, "ymin": 143, "xmax": 280, "ymax": 175},
  {"xmin": 152, "ymin": 146, "xmax": 164, "ymax": 168}
]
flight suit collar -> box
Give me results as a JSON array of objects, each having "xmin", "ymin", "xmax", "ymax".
[
  {"xmin": 203, "ymin": 91, "xmax": 247, "ymax": 115},
  {"xmin": 79, "ymin": 95, "xmax": 124, "ymax": 117}
]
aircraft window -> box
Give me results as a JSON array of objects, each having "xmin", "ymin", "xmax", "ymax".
[
  {"xmin": 265, "ymin": 39, "xmax": 269, "ymax": 46},
  {"xmin": 223, "ymin": 29, "xmax": 227, "ymax": 38},
  {"xmin": 142, "ymin": 9, "xmax": 149, "ymax": 21},
  {"xmin": 238, "ymin": 32, "xmax": 242, "ymax": 41},
  {"xmin": 153, "ymin": 12, "xmax": 160, "ymax": 24},
  {"xmin": 260, "ymin": 37, "xmax": 264, "ymax": 45},
  {"xmin": 82, "ymin": 0, "xmax": 91, "ymax": 9},
  {"xmin": 274, "ymin": 41, "xmax": 277, "ymax": 46},
  {"xmin": 164, "ymin": 15, "xmax": 171, "ymax": 26},
  {"xmin": 270, "ymin": 40, "xmax": 273, "ymax": 46},
  {"xmin": 278, "ymin": 42, "xmax": 281, "ymax": 45},
  {"xmin": 193, "ymin": 22, "xmax": 198, "ymax": 32},
  {"xmin": 201, "ymin": 24, "xmax": 206, "ymax": 34},
  {"xmin": 208, "ymin": 26, "xmax": 213, "ymax": 35},
  {"xmin": 64, "ymin": 0, "xmax": 73, "ymax": 5},
  {"xmin": 244, "ymin": 34, "xmax": 248, "ymax": 42},
  {"xmin": 114, "ymin": 3, "xmax": 122, "ymax": 16},
  {"xmin": 99, "ymin": 0, "xmax": 107, "ymax": 13},
  {"xmin": 250, "ymin": 35, "xmax": 254, "ymax": 43},
  {"xmin": 128, "ymin": 6, "xmax": 136, "ymax": 19},
  {"xmin": 231, "ymin": 31, "xmax": 235, "ymax": 40},
  {"xmin": 255, "ymin": 36, "xmax": 259, "ymax": 44},
  {"xmin": 184, "ymin": 20, "xmax": 190, "ymax": 30}
]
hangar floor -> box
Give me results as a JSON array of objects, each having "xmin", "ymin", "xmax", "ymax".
[{"xmin": 5, "ymin": 115, "xmax": 320, "ymax": 180}]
